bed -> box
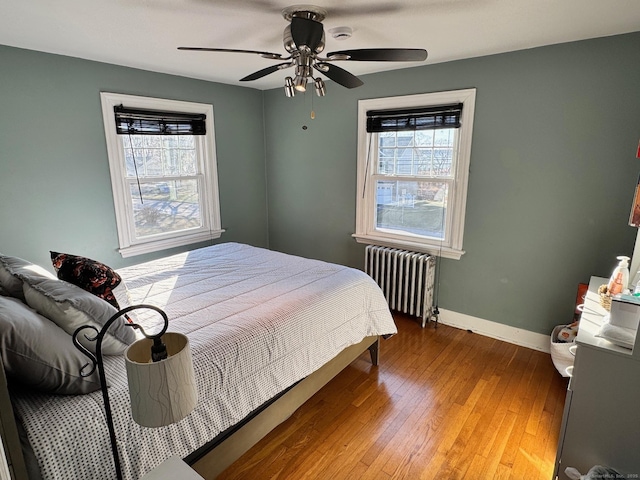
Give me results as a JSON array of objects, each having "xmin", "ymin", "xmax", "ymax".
[{"xmin": 0, "ymin": 242, "xmax": 396, "ymax": 479}]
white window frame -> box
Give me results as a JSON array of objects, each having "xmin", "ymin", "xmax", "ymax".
[
  {"xmin": 353, "ymin": 89, "xmax": 476, "ymax": 260},
  {"xmin": 100, "ymin": 92, "xmax": 223, "ymax": 258}
]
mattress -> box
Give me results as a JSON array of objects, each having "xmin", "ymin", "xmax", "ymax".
[{"xmin": 11, "ymin": 243, "xmax": 396, "ymax": 479}]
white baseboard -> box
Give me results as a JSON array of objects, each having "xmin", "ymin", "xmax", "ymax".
[{"xmin": 436, "ymin": 308, "xmax": 551, "ymax": 354}]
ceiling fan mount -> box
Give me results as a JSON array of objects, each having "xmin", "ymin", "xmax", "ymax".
[
  {"xmin": 281, "ymin": 5, "xmax": 327, "ymax": 23},
  {"xmin": 282, "ymin": 7, "xmax": 326, "ymax": 56},
  {"xmin": 178, "ymin": 4, "xmax": 428, "ymax": 97}
]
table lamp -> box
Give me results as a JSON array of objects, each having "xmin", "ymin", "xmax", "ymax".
[{"xmin": 73, "ymin": 304, "xmax": 198, "ymax": 480}]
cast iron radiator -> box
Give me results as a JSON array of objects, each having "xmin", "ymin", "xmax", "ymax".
[{"xmin": 364, "ymin": 245, "xmax": 436, "ymax": 327}]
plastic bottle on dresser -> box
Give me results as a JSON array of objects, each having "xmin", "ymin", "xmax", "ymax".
[{"xmin": 607, "ymin": 255, "xmax": 630, "ymax": 296}]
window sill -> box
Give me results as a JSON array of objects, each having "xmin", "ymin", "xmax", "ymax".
[
  {"xmin": 352, "ymin": 233, "xmax": 465, "ymax": 260},
  {"xmin": 119, "ymin": 229, "xmax": 225, "ymax": 258}
]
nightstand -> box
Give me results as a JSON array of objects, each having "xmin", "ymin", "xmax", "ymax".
[{"xmin": 142, "ymin": 456, "xmax": 205, "ymax": 480}]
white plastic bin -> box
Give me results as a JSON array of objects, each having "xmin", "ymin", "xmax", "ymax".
[{"xmin": 550, "ymin": 325, "xmax": 575, "ymax": 377}]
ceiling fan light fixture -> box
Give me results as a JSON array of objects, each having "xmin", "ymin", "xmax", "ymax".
[
  {"xmin": 294, "ymin": 74, "xmax": 307, "ymax": 92},
  {"xmin": 178, "ymin": 5, "xmax": 428, "ymax": 99},
  {"xmin": 284, "ymin": 77, "xmax": 296, "ymax": 97},
  {"xmin": 314, "ymin": 77, "xmax": 326, "ymax": 97}
]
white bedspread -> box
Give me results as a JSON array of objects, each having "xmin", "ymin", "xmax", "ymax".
[{"xmin": 12, "ymin": 243, "xmax": 396, "ymax": 479}]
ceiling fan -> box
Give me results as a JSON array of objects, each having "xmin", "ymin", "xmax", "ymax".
[{"xmin": 178, "ymin": 4, "xmax": 428, "ymax": 97}]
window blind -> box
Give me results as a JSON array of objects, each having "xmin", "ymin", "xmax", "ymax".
[
  {"xmin": 366, "ymin": 103, "xmax": 463, "ymax": 133},
  {"xmin": 114, "ymin": 105, "xmax": 206, "ymax": 135}
]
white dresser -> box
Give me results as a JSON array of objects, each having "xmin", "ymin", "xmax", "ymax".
[{"xmin": 553, "ymin": 276, "xmax": 640, "ymax": 479}]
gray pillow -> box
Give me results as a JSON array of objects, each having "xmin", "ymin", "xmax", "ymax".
[
  {"xmin": 0, "ymin": 296, "xmax": 101, "ymax": 394},
  {"xmin": 20, "ymin": 274, "xmax": 138, "ymax": 356},
  {"xmin": 0, "ymin": 254, "xmax": 137, "ymax": 355},
  {"xmin": 0, "ymin": 264, "xmax": 22, "ymax": 298},
  {"xmin": 0, "ymin": 254, "xmax": 49, "ymax": 299}
]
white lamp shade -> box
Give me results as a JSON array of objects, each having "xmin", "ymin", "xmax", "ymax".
[{"xmin": 125, "ymin": 332, "xmax": 198, "ymax": 428}]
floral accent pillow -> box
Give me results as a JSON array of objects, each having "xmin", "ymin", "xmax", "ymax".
[{"xmin": 50, "ymin": 252, "xmax": 132, "ymax": 316}]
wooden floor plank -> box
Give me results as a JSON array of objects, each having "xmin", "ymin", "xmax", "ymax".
[{"xmin": 218, "ymin": 313, "xmax": 567, "ymax": 480}]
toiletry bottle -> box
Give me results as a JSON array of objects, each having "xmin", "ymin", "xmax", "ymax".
[{"xmin": 608, "ymin": 255, "xmax": 630, "ymax": 296}]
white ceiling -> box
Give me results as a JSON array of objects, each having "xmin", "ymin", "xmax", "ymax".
[{"xmin": 2, "ymin": 0, "xmax": 640, "ymax": 91}]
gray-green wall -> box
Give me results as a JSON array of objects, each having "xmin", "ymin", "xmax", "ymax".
[
  {"xmin": 264, "ymin": 32, "xmax": 640, "ymax": 335},
  {"xmin": 2, "ymin": 32, "xmax": 640, "ymax": 337},
  {"xmin": 0, "ymin": 45, "xmax": 268, "ymax": 270}
]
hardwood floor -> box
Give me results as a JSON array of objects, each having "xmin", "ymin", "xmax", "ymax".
[{"xmin": 218, "ymin": 313, "xmax": 569, "ymax": 480}]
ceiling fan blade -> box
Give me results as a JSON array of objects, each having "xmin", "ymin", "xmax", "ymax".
[
  {"xmin": 327, "ymin": 48, "xmax": 428, "ymax": 62},
  {"xmin": 290, "ymin": 17, "xmax": 324, "ymax": 51},
  {"xmin": 178, "ymin": 47, "xmax": 284, "ymax": 60},
  {"xmin": 240, "ymin": 62, "xmax": 292, "ymax": 82},
  {"xmin": 314, "ymin": 63, "xmax": 363, "ymax": 89}
]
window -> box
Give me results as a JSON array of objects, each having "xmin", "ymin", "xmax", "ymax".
[
  {"xmin": 100, "ymin": 93, "xmax": 223, "ymax": 257},
  {"xmin": 353, "ymin": 89, "xmax": 476, "ymax": 259}
]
